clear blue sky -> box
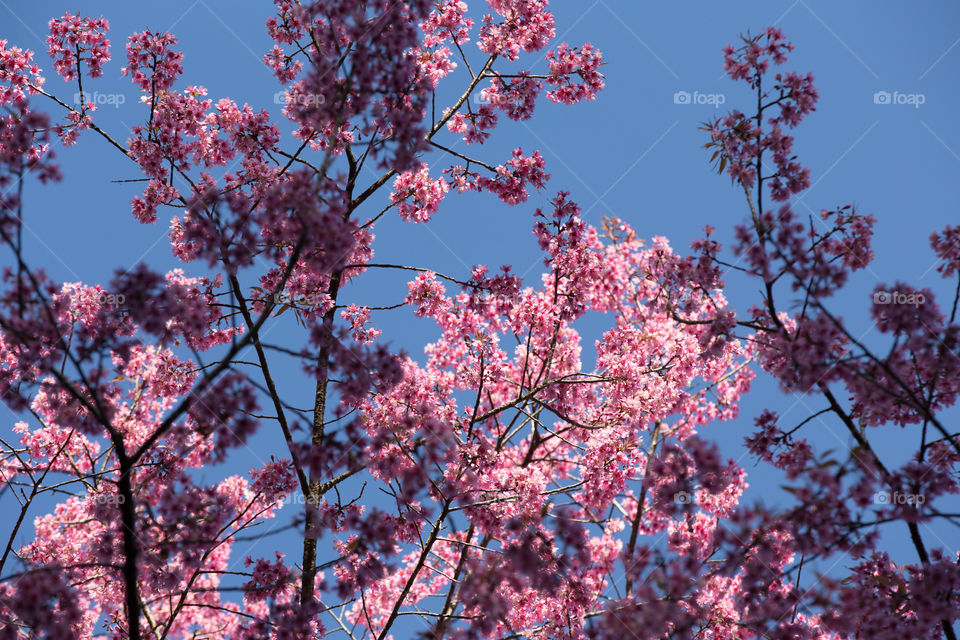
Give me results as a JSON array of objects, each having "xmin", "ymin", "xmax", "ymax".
[{"xmin": 3, "ymin": 0, "xmax": 960, "ymax": 632}]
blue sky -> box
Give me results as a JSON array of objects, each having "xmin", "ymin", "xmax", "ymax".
[{"xmin": 3, "ymin": 0, "xmax": 960, "ymax": 632}]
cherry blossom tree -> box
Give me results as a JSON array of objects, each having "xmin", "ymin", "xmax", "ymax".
[
  {"xmin": 0, "ymin": 3, "xmax": 956, "ymax": 640},
  {"xmin": 696, "ymin": 27, "xmax": 960, "ymax": 640}
]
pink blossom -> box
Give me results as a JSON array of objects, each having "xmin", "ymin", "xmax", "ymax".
[
  {"xmin": 545, "ymin": 42, "xmax": 605, "ymax": 104},
  {"xmin": 0, "ymin": 39, "xmax": 44, "ymax": 105},
  {"xmin": 46, "ymin": 13, "xmax": 111, "ymax": 81},
  {"xmin": 391, "ymin": 164, "xmax": 450, "ymax": 222},
  {"xmin": 122, "ymin": 30, "xmax": 183, "ymax": 92}
]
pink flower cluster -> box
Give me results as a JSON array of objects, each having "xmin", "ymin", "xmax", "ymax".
[
  {"xmin": 242, "ymin": 552, "xmax": 295, "ymax": 602},
  {"xmin": 122, "ymin": 30, "xmax": 183, "ymax": 92},
  {"xmin": 545, "ymin": 42, "xmax": 605, "ymax": 104},
  {"xmin": 0, "ymin": 102, "xmax": 60, "ymax": 222},
  {"xmin": 478, "ymin": 148, "xmax": 549, "ymax": 204},
  {"xmin": 478, "ymin": 0, "xmax": 556, "ymax": 60},
  {"xmin": 481, "ymin": 74, "xmax": 540, "ymax": 120},
  {"xmin": 129, "ymin": 88, "xmax": 280, "ymax": 224},
  {"xmin": 931, "ymin": 224, "xmax": 960, "ymax": 277},
  {"xmin": 733, "ymin": 204, "xmax": 874, "ymax": 296},
  {"xmin": 447, "ymin": 148, "xmax": 549, "ymax": 205},
  {"xmin": 0, "ymin": 39, "xmax": 44, "ymax": 105},
  {"xmin": 420, "ymin": 0, "xmax": 473, "ymax": 47},
  {"xmin": 265, "ymin": 0, "xmax": 434, "ymax": 170},
  {"xmin": 447, "ymin": 104, "xmax": 498, "ymax": 144},
  {"xmin": 405, "ymin": 271, "xmax": 448, "ymax": 318},
  {"xmin": 708, "ymin": 26, "xmax": 818, "ymax": 200},
  {"xmin": 263, "ymin": 44, "xmax": 301, "ymax": 84},
  {"xmin": 723, "ymin": 26, "xmax": 794, "ymax": 87},
  {"xmin": 414, "ymin": 0, "xmax": 473, "ymax": 87},
  {"xmin": 352, "ymin": 191, "xmax": 757, "ymax": 638},
  {"xmin": 391, "ymin": 164, "xmax": 450, "ymax": 222},
  {"xmin": 46, "ymin": 13, "xmax": 111, "ymax": 81},
  {"xmin": 341, "ymin": 304, "xmax": 382, "ymax": 344}
]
